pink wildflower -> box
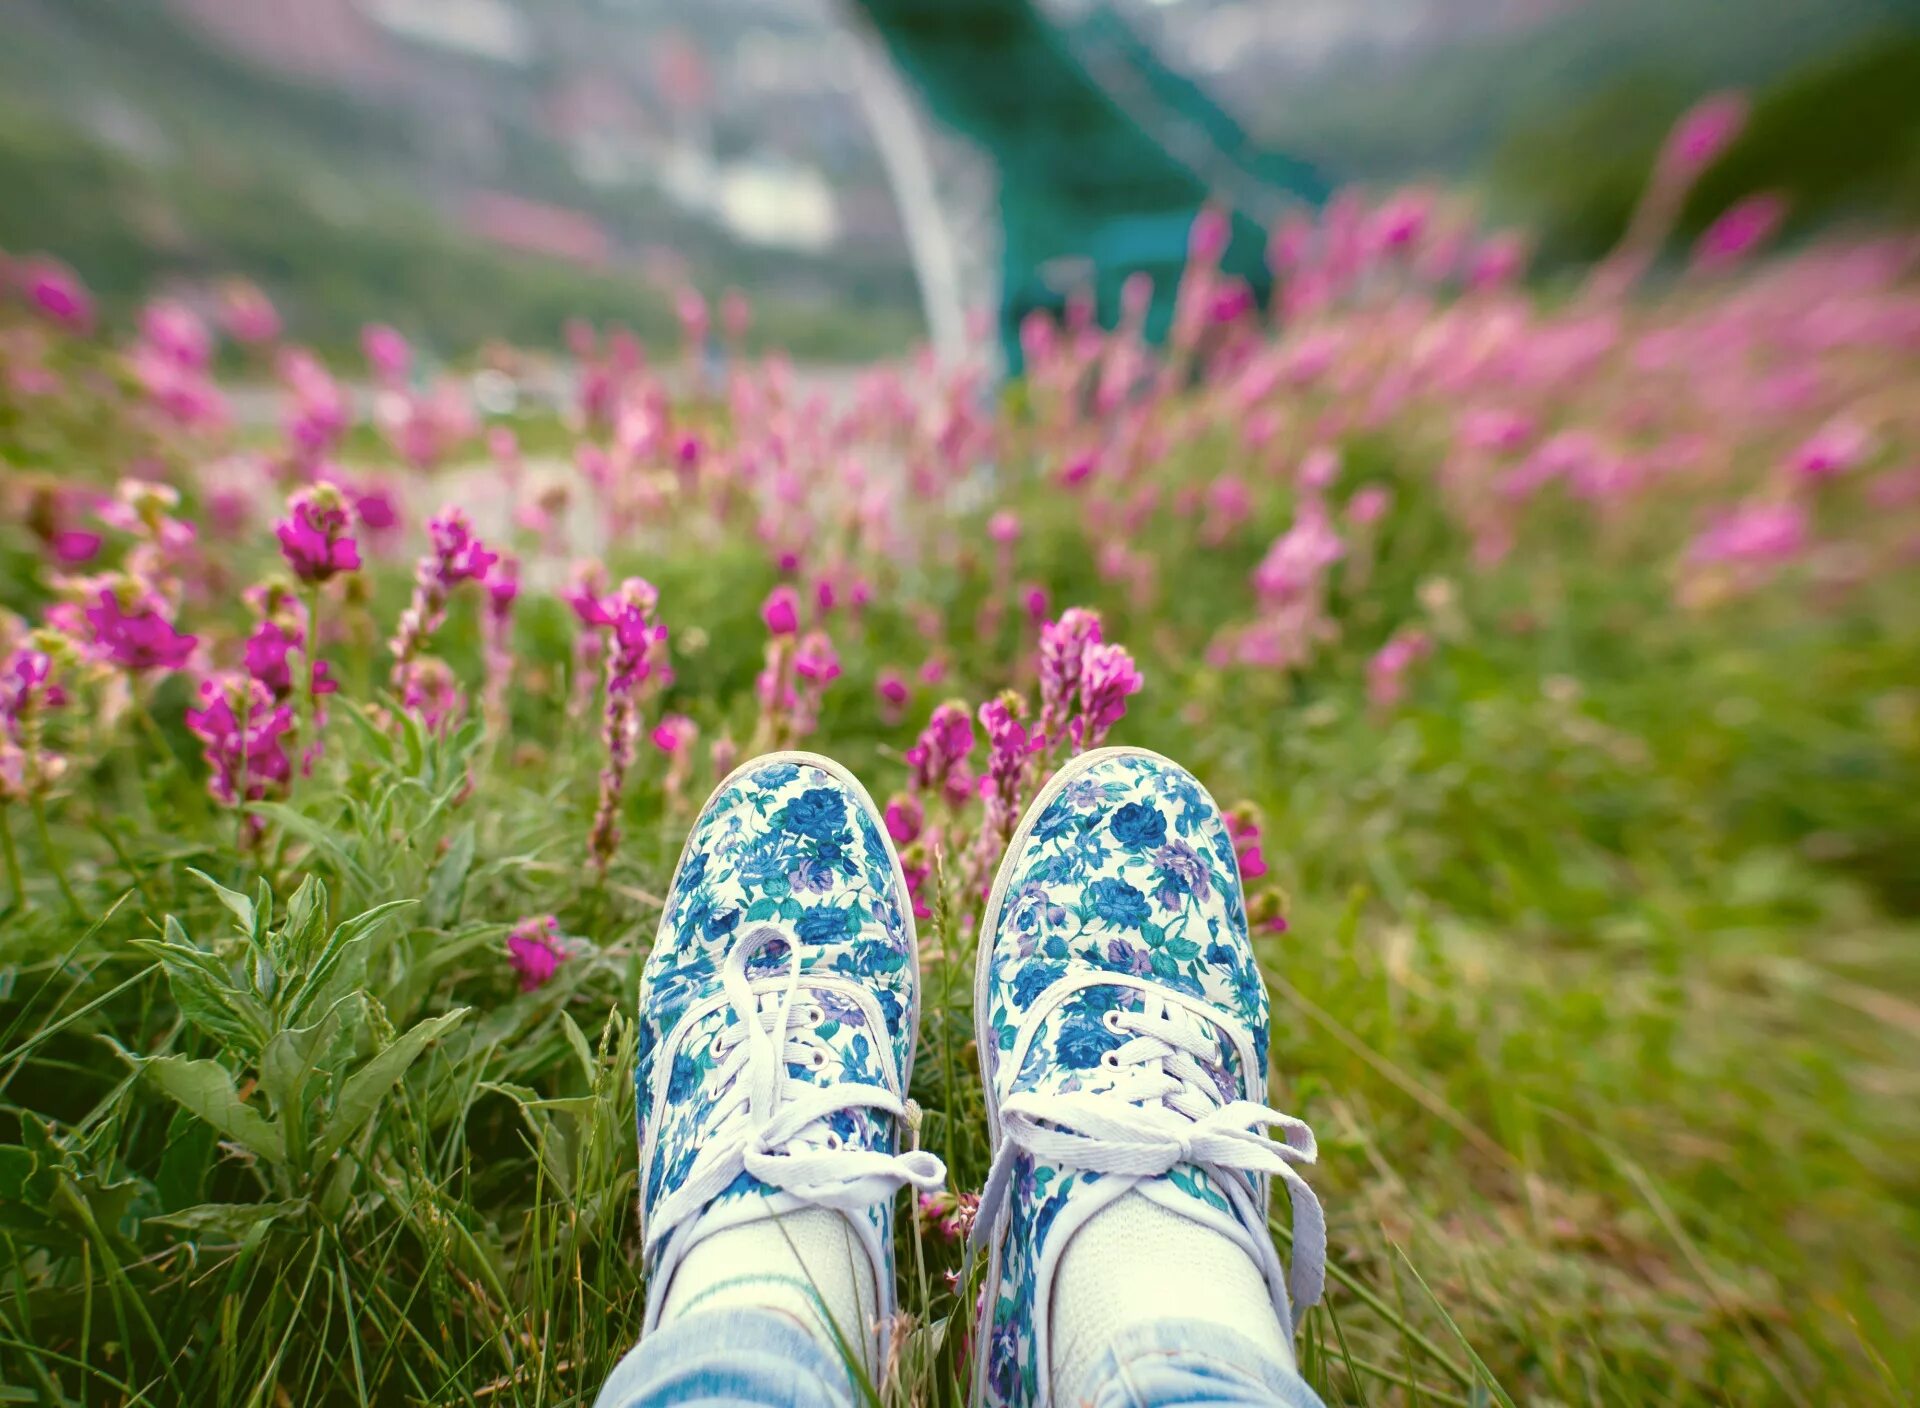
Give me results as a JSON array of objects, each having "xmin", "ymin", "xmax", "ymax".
[
  {"xmin": 219, "ymin": 280, "xmax": 281, "ymax": 345},
  {"xmin": 1692, "ymin": 194, "xmax": 1786, "ymax": 273},
  {"xmin": 139, "ymin": 300, "xmax": 213, "ymax": 370},
  {"xmin": 1367, "ymin": 629, "xmax": 1434, "ymax": 710},
  {"xmin": 362, "ymin": 323, "xmax": 412, "ymax": 387},
  {"xmin": 563, "ymin": 561, "xmax": 611, "ymax": 717},
  {"xmin": 1687, "ymin": 502, "xmax": 1808, "ymax": 567},
  {"xmin": 242, "ymin": 587, "xmax": 337, "ymax": 704},
  {"xmin": 761, "ymin": 584, "xmax": 800, "ymax": 636},
  {"xmin": 907, "ymin": 701, "xmax": 977, "ymax": 809},
  {"xmin": 1071, "ymin": 642, "xmax": 1143, "ymax": 752},
  {"xmin": 51, "ymin": 530, "xmax": 102, "ymax": 566},
  {"xmin": 1036, "ymin": 609, "xmax": 1103, "ymax": 756},
  {"xmin": 1660, "ymin": 93, "xmax": 1748, "ymax": 181},
  {"xmin": 1790, "ymin": 420, "xmax": 1872, "ymax": 481},
  {"xmin": 1465, "ymin": 232, "xmax": 1528, "ymax": 290},
  {"xmin": 398, "ymin": 657, "xmax": 465, "ymax": 735},
  {"xmin": 22, "ymin": 259, "xmax": 93, "ymax": 332},
  {"xmin": 279, "ymin": 349, "xmax": 351, "ymax": 459},
  {"xmin": 970, "ymin": 693, "xmax": 1041, "ymax": 880},
  {"xmin": 1226, "ymin": 808, "xmax": 1289, "ymax": 933},
  {"xmin": 507, "ymin": 915, "xmax": 568, "ymax": 991},
  {"xmin": 1, "ymin": 637, "xmax": 71, "ymax": 803},
  {"xmin": 184, "ymin": 673, "xmax": 294, "ymax": 811},
  {"xmin": 589, "ymin": 578, "xmax": 665, "ymax": 874},
  {"xmin": 275, "ymin": 483, "xmax": 361, "ymax": 583},
  {"xmin": 482, "ymin": 555, "xmax": 520, "ymax": 723},
  {"xmin": 1188, "ymin": 206, "xmax": 1230, "ymax": 264},
  {"xmin": 652, "ymin": 715, "xmax": 696, "ymax": 754},
  {"xmin": 81, "ymin": 582, "xmax": 196, "ymax": 674},
  {"xmin": 1252, "ymin": 506, "xmax": 1343, "ymax": 603},
  {"xmin": 388, "ymin": 509, "xmax": 497, "ymax": 682},
  {"xmin": 917, "ymin": 1189, "xmax": 980, "ymax": 1241},
  {"xmin": 885, "ymin": 794, "xmax": 924, "ymax": 846},
  {"xmin": 1347, "ymin": 486, "xmax": 1392, "ymax": 526}
]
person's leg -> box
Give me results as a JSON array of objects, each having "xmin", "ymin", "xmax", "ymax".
[
  {"xmin": 1075, "ymin": 1321, "xmax": 1325, "ymax": 1408},
  {"xmin": 593, "ymin": 1306, "xmax": 857, "ymax": 1408},
  {"xmin": 970, "ymin": 746, "xmax": 1330, "ymax": 1408},
  {"xmin": 594, "ymin": 752, "xmax": 946, "ymax": 1408}
]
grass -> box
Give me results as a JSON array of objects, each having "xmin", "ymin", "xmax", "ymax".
[{"xmin": 2, "ymin": 269, "xmax": 1918, "ymax": 1404}]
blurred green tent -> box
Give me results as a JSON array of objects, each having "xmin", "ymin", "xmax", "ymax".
[{"xmin": 848, "ymin": 0, "xmax": 1329, "ymax": 366}]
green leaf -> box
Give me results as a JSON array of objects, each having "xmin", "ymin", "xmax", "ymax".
[
  {"xmin": 424, "ymin": 823, "xmax": 476, "ymax": 929},
  {"xmin": 559, "ymin": 1011, "xmax": 596, "ymax": 1085},
  {"xmin": 148, "ymin": 1199, "xmax": 306, "ymax": 1238},
  {"xmin": 311, "ymin": 1008, "xmax": 468, "ymax": 1166},
  {"xmin": 187, "ymin": 868, "xmax": 256, "ymax": 939},
  {"xmin": 155, "ymin": 1107, "xmax": 217, "ymax": 1211},
  {"xmin": 133, "ymin": 927, "xmax": 271, "ymax": 1053},
  {"xmin": 133, "ymin": 1054, "xmax": 285, "ymax": 1165},
  {"xmin": 258, "ymin": 993, "xmax": 363, "ymax": 1115},
  {"xmin": 276, "ymin": 874, "xmax": 330, "ymax": 978},
  {"xmin": 251, "ymin": 876, "xmax": 275, "ymax": 941},
  {"xmin": 247, "ymin": 803, "xmax": 375, "ymax": 894},
  {"xmin": 283, "ymin": 900, "xmax": 414, "ymax": 1027}
]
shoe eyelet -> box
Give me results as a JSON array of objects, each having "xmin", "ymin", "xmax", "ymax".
[
  {"xmin": 1100, "ymin": 1050, "xmax": 1121, "ymax": 1069},
  {"xmin": 1102, "ymin": 1009, "xmax": 1124, "ymax": 1033},
  {"xmin": 708, "ymin": 1029, "xmax": 728, "ymax": 1057},
  {"xmin": 824, "ymin": 1132, "xmax": 842, "ymax": 1150},
  {"xmin": 809, "ymin": 1049, "xmax": 829, "ymax": 1070},
  {"xmin": 806, "ymin": 1004, "xmax": 826, "ymax": 1026}
]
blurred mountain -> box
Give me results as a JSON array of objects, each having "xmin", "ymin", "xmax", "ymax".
[
  {"xmin": 1157, "ymin": 0, "xmax": 1917, "ymax": 179},
  {"xmin": 0, "ymin": 0, "xmax": 926, "ymax": 358},
  {"xmin": 3, "ymin": 0, "xmax": 1914, "ymax": 356}
]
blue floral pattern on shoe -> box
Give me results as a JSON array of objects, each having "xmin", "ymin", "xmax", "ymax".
[
  {"xmin": 635, "ymin": 752, "xmax": 927, "ymax": 1333},
  {"xmin": 970, "ymin": 747, "xmax": 1315, "ymax": 1408}
]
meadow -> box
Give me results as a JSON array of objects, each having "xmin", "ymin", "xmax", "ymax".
[{"xmin": 2, "ymin": 99, "xmax": 1917, "ymax": 1406}]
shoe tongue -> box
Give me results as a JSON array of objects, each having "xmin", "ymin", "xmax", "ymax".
[{"xmin": 1013, "ymin": 982, "xmax": 1246, "ymax": 1107}]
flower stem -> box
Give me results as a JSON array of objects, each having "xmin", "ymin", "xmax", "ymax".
[
  {"xmin": 30, "ymin": 792, "xmax": 84, "ymax": 919},
  {"xmin": 1, "ymin": 806, "xmax": 24, "ymax": 911},
  {"xmin": 302, "ymin": 583, "xmax": 323, "ymax": 767}
]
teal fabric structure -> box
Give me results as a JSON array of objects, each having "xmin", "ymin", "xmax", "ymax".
[{"xmin": 848, "ymin": 0, "xmax": 1329, "ymax": 367}]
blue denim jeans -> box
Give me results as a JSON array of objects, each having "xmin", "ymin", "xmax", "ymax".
[{"xmin": 593, "ymin": 1307, "xmax": 1327, "ymax": 1408}]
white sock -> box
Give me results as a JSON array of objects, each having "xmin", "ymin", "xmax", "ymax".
[
  {"xmin": 661, "ymin": 1208, "xmax": 879, "ymax": 1366},
  {"xmin": 1048, "ymin": 1192, "xmax": 1293, "ymax": 1405}
]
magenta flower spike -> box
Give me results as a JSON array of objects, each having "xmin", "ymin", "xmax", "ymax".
[
  {"xmin": 184, "ymin": 672, "xmax": 295, "ymax": 814},
  {"xmin": 1693, "ymin": 194, "xmax": 1787, "ymax": 274},
  {"xmin": 1659, "ymin": 92, "xmax": 1749, "ymax": 182},
  {"xmin": 588, "ymin": 577, "xmax": 665, "ymax": 875},
  {"xmin": 906, "ymin": 700, "xmax": 977, "ymax": 810},
  {"xmin": 1071, "ymin": 641, "xmax": 1143, "ymax": 752},
  {"xmin": 81, "ymin": 581, "xmax": 197, "ymax": 675},
  {"xmin": 388, "ymin": 508, "xmax": 498, "ymax": 687},
  {"xmin": 275, "ymin": 483, "xmax": 361, "ymax": 584},
  {"xmin": 1036, "ymin": 608, "xmax": 1103, "ymax": 756}
]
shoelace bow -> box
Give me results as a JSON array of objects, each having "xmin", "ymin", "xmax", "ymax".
[
  {"xmin": 646, "ymin": 925, "xmax": 947, "ymax": 1270},
  {"xmin": 968, "ymin": 997, "xmax": 1326, "ymax": 1330}
]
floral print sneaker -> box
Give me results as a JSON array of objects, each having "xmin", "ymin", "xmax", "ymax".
[
  {"xmin": 968, "ymin": 746, "xmax": 1325, "ymax": 1408},
  {"xmin": 636, "ymin": 751, "xmax": 946, "ymax": 1358}
]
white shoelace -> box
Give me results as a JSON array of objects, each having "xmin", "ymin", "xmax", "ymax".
[
  {"xmin": 646, "ymin": 926, "xmax": 948, "ymax": 1281},
  {"xmin": 969, "ymin": 997, "xmax": 1326, "ymax": 1330}
]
